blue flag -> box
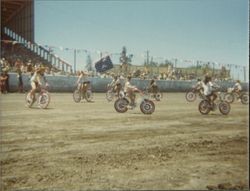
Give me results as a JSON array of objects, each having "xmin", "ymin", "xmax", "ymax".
[{"xmin": 95, "ymin": 56, "xmax": 113, "ymax": 73}]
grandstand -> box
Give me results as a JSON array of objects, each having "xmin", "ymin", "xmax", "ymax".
[{"xmin": 1, "ymin": 0, "xmax": 72, "ymax": 73}]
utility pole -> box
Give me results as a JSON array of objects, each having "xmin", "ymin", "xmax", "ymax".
[
  {"xmin": 196, "ymin": 60, "xmax": 199, "ymax": 77},
  {"xmin": 230, "ymin": 64, "xmax": 234, "ymax": 80},
  {"xmin": 146, "ymin": 50, "xmax": 149, "ymax": 66},
  {"xmin": 174, "ymin": 58, "xmax": 177, "ymax": 68},
  {"xmin": 74, "ymin": 49, "xmax": 77, "ymax": 74},
  {"xmin": 212, "ymin": 62, "xmax": 215, "ymax": 77},
  {"xmin": 243, "ymin": 66, "xmax": 246, "ymax": 82}
]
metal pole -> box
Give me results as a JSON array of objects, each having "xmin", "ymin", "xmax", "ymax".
[
  {"xmin": 196, "ymin": 61, "xmax": 199, "ymax": 78},
  {"xmin": 243, "ymin": 66, "xmax": 246, "ymax": 82},
  {"xmin": 146, "ymin": 50, "xmax": 149, "ymax": 66},
  {"xmin": 74, "ymin": 49, "xmax": 76, "ymax": 74},
  {"xmin": 212, "ymin": 62, "xmax": 215, "ymax": 77}
]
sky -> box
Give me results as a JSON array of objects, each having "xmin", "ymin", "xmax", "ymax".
[{"xmin": 35, "ymin": 0, "xmax": 249, "ymax": 81}]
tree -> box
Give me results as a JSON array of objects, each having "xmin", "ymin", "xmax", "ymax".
[
  {"xmin": 220, "ymin": 66, "xmax": 228, "ymax": 79},
  {"xmin": 159, "ymin": 59, "xmax": 173, "ymax": 67},
  {"xmin": 202, "ymin": 63, "xmax": 211, "ymax": 75},
  {"xmin": 120, "ymin": 46, "xmax": 127, "ymax": 65},
  {"xmin": 119, "ymin": 46, "xmax": 133, "ymax": 75}
]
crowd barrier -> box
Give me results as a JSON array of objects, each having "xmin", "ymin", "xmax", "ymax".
[{"xmin": 7, "ymin": 72, "xmax": 249, "ymax": 93}]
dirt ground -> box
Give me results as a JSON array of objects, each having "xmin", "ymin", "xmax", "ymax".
[{"xmin": 0, "ymin": 92, "xmax": 249, "ymax": 191}]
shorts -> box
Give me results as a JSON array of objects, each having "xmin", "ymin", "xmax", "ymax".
[{"xmin": 31, "ymin": 82, "xmax": 38, "ymax": 90}]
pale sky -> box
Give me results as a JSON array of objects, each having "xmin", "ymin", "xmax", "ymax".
[{"xmin": 35, "ymin": 0, "xmax": 249, "ymax": 80}]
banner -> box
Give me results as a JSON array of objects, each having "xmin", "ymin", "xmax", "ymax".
[{"xmin": 95, "ymin": 55, "xmax": 113, "ymax": 73}]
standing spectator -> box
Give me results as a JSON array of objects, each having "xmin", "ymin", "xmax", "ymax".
[
  {"xmin": 15, "ymin": 58, "xmax": 24, "ymax": 92},
  {"xmin": 148, "ymin": 77, "xmax": 159, "ymax": 94},
  {"xmin": 16, "ymin": 67, "xmax": 23, "ymax": 93},
  {"xmin": 15, "ymin": 58, "xmax": 22, "ymax": 69},
  {"xmin": 3, "ymin": 68, "xmax": 9, "ymax": 93},
  {"xmin": 27, "ymin": 60, "xmax": 33, "ymax": 73},
  {"xmin": 0, "ymin": 69, "xmax": 8, "ymax": 93},
  {"xmin": 0, "ymin": 72, "xmax": 6, "ymax": 93}
]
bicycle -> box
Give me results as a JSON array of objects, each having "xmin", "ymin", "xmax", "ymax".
[
  {"xmin": 114, "ymin": 88, "xmax": 155, "ymax": 114},
  {"xmin": 73, "ymin": 81, "xmax": 94, "ymax": 103},
  {"xmin": 106, "ymin": 83, "xmax": 124, "ymax": 102},
  {"xmin": 185, "ymin": 86, "xmax": 205, "ymax": 102},
  {"xmin": 25, "ymin": 85, "xmax": 50, "ymax": 109},
  {"xmin": 198, "ymin": 91, "xmax": 231, "ymax": 115},
  {"xmin": 142, "ymin": 87, "xmax": 163, "ymax": 101},
  {"xmin": 223, "ymin": 88, "xmax": 249, "ymax": 105}
]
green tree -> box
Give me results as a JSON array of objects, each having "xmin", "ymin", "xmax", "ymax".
[
  {"xmin": 220, "ymin": 66, "xmax": 228, "ymax": 79},
  {"xmin": 119, "ymin": 46, "xmax": 133, "ymax": 75}
]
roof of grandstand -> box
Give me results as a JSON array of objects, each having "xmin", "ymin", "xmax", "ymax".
[{"xmin": 1, "ymin": 0, "xmax": 27, "ymax": 25}]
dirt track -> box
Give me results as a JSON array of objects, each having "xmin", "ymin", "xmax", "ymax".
[{"xmin": 0, "ymin": 92, "xmax": 249, "ymax": 190}]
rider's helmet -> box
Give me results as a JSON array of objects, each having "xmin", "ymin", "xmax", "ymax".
[
  {"xmin": 204, "ymin": 75, "xmax": 211, "ymax": 84},
  {"xmin": 35, "ymin": 66, "xmax": 42, "ymax": 73},
  {"xmin": 40, "ymin": 66, "xmax": 46, "ymax": 74},
  {"xmin": 35, "ymin": 65, "xmax": 45, "ymax": 74}
]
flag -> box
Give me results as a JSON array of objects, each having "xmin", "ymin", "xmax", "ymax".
[{"xmin": 95, "ymin": 55, "xmax": 113, "ymax": 73}]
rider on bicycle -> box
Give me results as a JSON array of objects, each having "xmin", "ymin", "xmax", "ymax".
[
  {"xmin": 109, "ymin": 74, "xmax": 122, "ymax": 96},
  {"xmin": 76, "ymin": 71, "xmax": 90, "ymax": 92},
  {"xmin": 124, "ymin": 75, "xmax": 138, "ymax": 108},
  {"xmin": 202, "ymin": 75, "xmax": 219, "ymax": 107},
  {"xmin": 148, "ymin": 77, "xmax": 159, "ymax": 95},
  {"xmin": 232, "ymin": 80, "xmax": 242, "ymax": 94},
  {"xmin": 194, "ymin": 78, "xmax": 203, "ymax": 94},
  {"xmin": 28, "ymin": 66, "xmax": 48, "ymax": 101}
]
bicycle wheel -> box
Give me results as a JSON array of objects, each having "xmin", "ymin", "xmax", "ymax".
[
  {"xmin": 198, "ymin": 100, "xmax": 210, "ymax": 115},
  {"xmin": 106, "ymin": 89, "xmax": 114, "ymax": 102},
  {"xmin": 241, "ymin": 93, "xmax": 249, "ymax": 105},
  {"xmin": 38, "ymin": 92, "xmax": 50, "ymax": 109},
  {"xmin": 25, "ymin": 92, "xmax": 35, "ymax": 108},
  {"xmin": 224, "ymin": 93, "xmax": 234, "ymax": 103},
  {"xmin": 73, "ymin": 89, "xmax": 81, "ymax": 103},
  {"xmin": 140, "ymin": 99, "xmax": 155, "ymax": 114},
  {"xmin": 218, "ymin": 101, "xmax": 230, "ymax": 115},
  {"xmin": 218, "ymin": 92, "xmax": 225, "ymax": 101},
  {"xmin": 114, "ymin": 98, "xmax": 129, "ymax": 113},
  {"xmin": 185, "ymin": 91, "xmax": 197, "ymax": 102},
  {"xmin": 155, "ymin": 92, "xmax": 163, "ymax": 101},
  {"xmin": 85, "ymin": 90, "xmax": 94, "ymax": 102}
]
